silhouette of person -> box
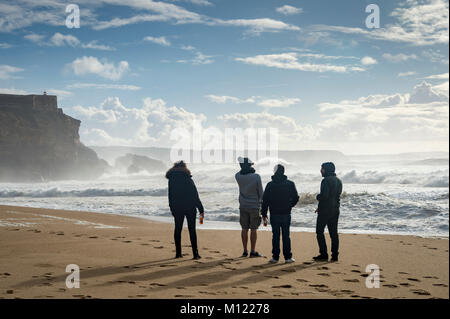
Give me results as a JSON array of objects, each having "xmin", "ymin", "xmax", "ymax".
[
  {"xmin": 313, "ymin": 162, "xmax": 343, "ymax": 262},
  {"xmin": 166, "ymin": 161, "xmax": 204, "ymax": 259}
]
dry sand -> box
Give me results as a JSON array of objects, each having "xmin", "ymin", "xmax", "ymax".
[{"xmin": 0, "ymin": 205, "xmax": 448, "ymax": 299}]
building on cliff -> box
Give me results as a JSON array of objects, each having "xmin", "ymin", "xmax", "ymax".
[{"xmin": 0, "ymin": 93, "xmax": 108, "ymax": 182}]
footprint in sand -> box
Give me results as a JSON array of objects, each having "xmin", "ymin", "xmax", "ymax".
[
  {"xmin": 56, "ymin": 232, "xmax": 64, "ymax": 236},
  {"xmin": 89, "ymin": 236, "xmax": 98, "ymax": 239},
  {"xmin": 256, "ymin": 290, "xmax": 267, "ymax": 294},
  {"xmin": 423, "ymin": 276, "xmax": 439, "ymax": 279},
  {"xmin": 351, "ymin": 264, "xmax": 360, "ymax": 267},
  {"xmin": 272, "ymin": 285, "xmax": 293, "ymax": 289},
  {"xmin": 317, "ymin": 273, "xmax": 330, "ymax": 277},
  {"xmin": 264, "ymin": 275, "xmax": 279, "ymax": 279},
  {"xmin": 296, "ymin": 279, "xmax": 308, "ymax": 283},
  {"xmin": 159, "ymin": 264, "xmax": 176, "ymax": 268},
  {"xmin": 411, "ymin": 289, "xmax": 431, "ymax": 296},
  {"xmin": 150, "ymin": 283, "xmax": 167, "ymax": 287},
  {"xmin": 154, "ymin": 246, "xmax": 164, "ymax": 249},
  {"xmin": 317, "ymin": 266, "xmax": 329, "ymax": 270},
  {"xmin": 340, "ymin": 289, "xmax": 354, "ymax": 294},
  {"xmin": 432, "ymin": 283, "xmax": 448, "ymax": 287},
  {"xmin": 383, "ymin": 284, "xmax": 398, "ymax": 288},
  {"xmin": 344, "ymin": 279, "xmax": 360, "ymax": 283},
  {"xmin": 407, "ymin": 278, "xmax": 421, "ymax": 282},
  {"xmin": 140, "ymin": 243, "xmax": 150, "ymax": 246},
  {"xmin": 303, "ymin": 262, "xmax": 313, "ymax": 265},
  {"xmin": 400, "ymin": 283, "xmax": 412, "ymax": 287},
  {"xmin": 6, "ymin": 290, "xmax": 14, "ymax": 294},
  {"xmin": 398, "ymin": 271, "xmax": 409, "ymax": 275},
  {"xmin": 351, "ymin": 270, "xmax": 361, "ymax": 273},
  {"xmin": 309, "ymin": 284, "xmax": 328, "ymax": 288}
]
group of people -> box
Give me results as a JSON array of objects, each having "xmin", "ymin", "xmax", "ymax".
[{"xmin": 165, "ymin": 157, "xmax": 343, "ymax": 263}]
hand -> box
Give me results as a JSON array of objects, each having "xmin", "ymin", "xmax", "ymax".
[
  {"xmin": 314, "ymin": 208, "xmax": 319, "ymax": 214},
  {"xmin": 200, "ymin": 212, "xmax": 204, "ymax": 218}
]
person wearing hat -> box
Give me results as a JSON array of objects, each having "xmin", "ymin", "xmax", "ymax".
[
  {"xmin": 166, "ymin": 160, "xmax": 204, "ymax": 260},
  {"xmin": 235, "ymin": 157, "xmax": 264, "ymax": 258},
  {"xmin": 314, "ymin": 162, "xmax": 343, "ymax": 262},
  {"xmin": 261, "ymin": 164, "xmax": 299, "ymax": 264}
]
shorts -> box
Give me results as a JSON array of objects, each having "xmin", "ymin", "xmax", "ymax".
[{"xmin": 239, "ymin": 208, "xmax": 262, "ymax": 230}]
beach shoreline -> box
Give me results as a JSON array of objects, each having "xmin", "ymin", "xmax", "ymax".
[{"xmin": 0, "ymin": 205, "xmax": 448, "ymax": 299}]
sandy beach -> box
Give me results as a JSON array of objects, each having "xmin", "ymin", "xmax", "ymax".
[{"xmin": 0, "ymin": 205, "xmax": 448, "ymax": 299}]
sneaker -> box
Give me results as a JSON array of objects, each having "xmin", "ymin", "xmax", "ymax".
[
  {"xmin": 175, "ymin": 254, "xmax": 183, "ymax": 259},
  {"xmin": 330, "ymin": 255, "xmax": 338, "ymax": 262},
  {"xmin": 269, "ymin": 258, "xmax": 279, "ymax": 264},
  {"xmin": 249, "ymin": 251, "xmax": 262, "ymax": 258},
  {"xmin": 313, "ymin": 254, "xmax": 328, "ymax": 261},
  {"xmin": 241, "ymin": 251, "xmax": 248, "ymax": 257},
  {"xmin": 285, "ymin": 258, "xmax": 295, "ymax": 264}
]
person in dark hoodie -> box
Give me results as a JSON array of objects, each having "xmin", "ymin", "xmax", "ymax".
[
  {"xmin": 314, "ymin": 162, "xmax": 343, "ymax": 262},
  {"xmin": 261, "ymin": 164, "xmax": 299, "ymax": 264},
  {"xmin": 166, "ymin": 161, "xmax": 204, "ymax": 260}
]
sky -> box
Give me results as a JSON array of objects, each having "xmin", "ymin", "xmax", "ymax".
[{"xmin": 0, "ymin": 0, "xmax": 449, "ymax": 155}]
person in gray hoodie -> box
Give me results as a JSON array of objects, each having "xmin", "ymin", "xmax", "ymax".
[{"xmin": 235, "ymin": 157, "xmax": 264, "ymax": 258}]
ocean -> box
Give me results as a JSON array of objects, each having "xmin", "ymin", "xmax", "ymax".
[{"xmin": 0, "ymin": 153, "xmax": 448, "ymax": 238}]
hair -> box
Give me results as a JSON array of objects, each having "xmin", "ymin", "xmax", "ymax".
[
  {"xmin": 321, "ymin": 162, "xmax": 336, "ymax": 175},
  {"xmin": 165, "ymin": 160, "xmax": 191, "ymax": 178},
  {"xmin": 273, "ymin": 164, "xmax": 285, "ymax": 175}
]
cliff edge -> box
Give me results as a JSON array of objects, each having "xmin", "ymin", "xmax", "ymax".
[{"xmin": 0, "ymin": 93, "xmax": 108, "ymax": 182}]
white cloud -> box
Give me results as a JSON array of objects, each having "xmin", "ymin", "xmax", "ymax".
[
  {"xmin": 168, "ymin": 0, "xmax": 213, "ymax": 6},
  {"xmin": 311, "ymin": 0, "xmax": 449, "ymax": 46},
  {"xmin": 46, "ymin": 89, "xmax": 73, "ymax": 99},
  {"xmin": 50, "ymin": 33, "xmax": 80, "ymax": 47},
  {"xmin": 70, "ymin": 96, "xmax": 206, "ymax": 146},
  {"xmin": 143, "ymin": 36, "xmax": 171, "ymax": 46},
  {"xmin": 383, "ymin": 53, "xmax": 418, "ymax": 63},
  {"xmin": 425, "ymin": 72, "xmax": 449, "ymax": 80},
  {"xmin": 0, "ymin": 87, "xmax": 29, "ymax": 94},
  {"xmin": 24, "ymin": 33, "xmax": 46, "ymax": 44},
  {"xmin": 398, "ymin": 71, "xmax": 417, "ymax": 77},
  {"xmin": 215, "ymin": 18, "xmax": 300, "ymax": 35},
  {"xmin": 218, "ymin": 112, "xmax": 320, "ymax": 147},
  {"xmin": 0, "ymin": 43, "xmax": 13, "ymax": 49},
  {"xmin": 316, "ymin": 81, "xmax": 449, "ymax": 151},
  {"xmin": 67, "ymin": 83, "xmax": 142, "ymax": 91},
  {"xmin": 206, "ymin": 95, "xmax": 301, "ymax": 108},
  {"xmin": 93, "ymin": 14, "xmax": 169, "ymax": 30},
  {"xmin": 0, "ymin": 64, "xmax": 24, "ymax": 79},
  {"xmin": 276, "ymin": 5, "xmax": 302, "ymax": 16},
  {"xmin": 81, "ymin": 41, "xmax": 115, "ymax": 51},
  {"xmin": 25, "ymin": 32, "xmax": 114, "ymax": 50},
  {"xmin": 67, "ymin": 56, "xmax": 129, "ymax": 81},
  {"xmin": 361, "ymin": 56, "xmax": 377, "ymax": 65},
  {"xmin": 235, "ymin": 52, "xmax": 350, "ymax": 73},
  {"xmin": 409, "ymin": 81, "xmax": 448, "ymax": 104},
  {"xmin": 177, "ymin": 51, "xmax": 214, "ymax": 65}
]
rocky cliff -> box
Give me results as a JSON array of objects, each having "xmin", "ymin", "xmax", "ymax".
[{"xmin": 0, "ymin": 93, "xmax": 108, "ymax": 182}]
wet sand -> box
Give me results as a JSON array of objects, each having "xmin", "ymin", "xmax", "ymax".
[{"xmin": 0, "ymin": 205, "xmax": 448, "ymax": 299}]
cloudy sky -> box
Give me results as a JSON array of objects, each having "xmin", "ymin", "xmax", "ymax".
[{"xmin": 0, "ymin": 0, "xmax": 448, "ymax": 154}]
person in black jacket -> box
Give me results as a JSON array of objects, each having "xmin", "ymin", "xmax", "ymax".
[
  {"xmin": 166, "ymin": 161, "xmax": 204, "ymax": 260},
  {"xmin": 261, "ymin": 164, "xmax": 299, "ymax": 263},
  {"xmin": 314, "ymin": 162, "xmax": 343, "ymax": 262}
]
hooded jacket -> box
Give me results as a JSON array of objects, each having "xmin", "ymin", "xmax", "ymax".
[
  {"xmin": 166, "ymin": 166, "xmax": 204, "ymax": 214},
  {"xmin": 235, "ymin": 166, "xmax": 264, "ymax": 209},
  {"xmin": 261, "ymin": 174, "xmax": 299, "ymax": 218},
  {"xmin": 316, "ymin": 168, "xmax": 343, "ymax": 215}
]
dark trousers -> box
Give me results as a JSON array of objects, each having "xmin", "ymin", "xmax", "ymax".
[
  {"xmin": 316, "ymin": 212, "xmax": 339, "ymax": 257},
  {"xmin": 173, "ymin": 211, "xmax": 198, "ymax": 256},
  {"xmin": 270, "ymin": 214, "xmax": 292, "ymax": 260}
]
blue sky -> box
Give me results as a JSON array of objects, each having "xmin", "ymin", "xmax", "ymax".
[{"xmin": 0, "ymin": 0, "xmax": 448, "ymax": 154}]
